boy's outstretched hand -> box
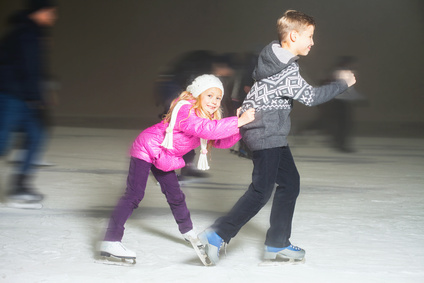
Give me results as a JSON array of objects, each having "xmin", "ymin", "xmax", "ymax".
[
  {"xmin": 335, "ymin": 70, "xmax": 356, "ymax": 87},
  {"xmin": 237, "ymin": 108, "xmax": 255, "ymax": 127}
]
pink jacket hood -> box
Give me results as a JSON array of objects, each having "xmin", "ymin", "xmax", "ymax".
[{"xmin": 130, "ymin": 102, "xmax": 241, "ymax": 172}]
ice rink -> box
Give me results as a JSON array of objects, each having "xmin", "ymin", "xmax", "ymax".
[{"xmin": 1, "ymin": 126, "xmax": 423, "ymax": 283}]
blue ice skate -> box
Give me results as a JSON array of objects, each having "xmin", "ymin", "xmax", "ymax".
[
  {"xmin": 261, "ymin": 244, "xmax": 306, "ymax": 265},
  {"xmin": 198, "ymin": 229, "xmax": 225, "ymax": 265}
]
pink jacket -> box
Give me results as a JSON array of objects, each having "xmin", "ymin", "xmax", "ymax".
[{"xmin": 130, "ymin": 102, "xmax": 241, "ymax": 172}]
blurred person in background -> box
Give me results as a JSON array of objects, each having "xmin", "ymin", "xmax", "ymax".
[
  {"xmin": 323, "ymin": 56, "xmax": 365, "ymax": 153},
  {"xmin": 227, "ymin": 52, "xmax": 257, "ymax": 159},
  {"xmin": 305, "ymin": 56, "xmax": 365, "ymax": 153},
  {"xmin": 0, "ymin": 0, "xmax": 58, "ymax": 204},
  {"xmin": 154, "ymin": 50, "xmax": 215, "ymax": 120}
]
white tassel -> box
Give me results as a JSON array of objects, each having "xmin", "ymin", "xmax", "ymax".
[
  {"xmin": 161, "ymin": 127, "xmax": 174, "ymax": 149},
  {"xmin": 197, "ymin": 138, "xmax": 210, "ymax": 170},
  {"xmin": 161, "ymin": 100, "xmax": 191, "ymax": 149}
]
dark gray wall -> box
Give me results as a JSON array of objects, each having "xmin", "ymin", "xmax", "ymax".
[{"xmin": 1, "ymin": 0, "xmax": 424, "ymax": 134}]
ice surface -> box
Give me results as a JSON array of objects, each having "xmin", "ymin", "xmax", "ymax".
[{"xmin": 1, "ymin": 127, "xmax": 423, "ymax": 283}]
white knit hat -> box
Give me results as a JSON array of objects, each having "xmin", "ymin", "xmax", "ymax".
[{"xmin": 186, "ymin": 74, "xmax": 224, "ymax": 97}]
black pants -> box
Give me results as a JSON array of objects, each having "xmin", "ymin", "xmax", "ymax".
[{"xmin": 212, "ymin": 146, "xmax": 300, "ymax": 248}]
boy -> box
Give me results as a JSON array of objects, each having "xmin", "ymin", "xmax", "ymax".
[{"xmin": 197, "ymin": 10, "xmax": 356, "ymax": 265}]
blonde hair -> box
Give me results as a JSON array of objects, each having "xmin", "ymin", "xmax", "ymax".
[
  {"xmin": 163, "ymin": 90, "xmax": 223, "ymax": 148},
  {"xmin": 276, "ymin": 10, "xmax": 315, "ymax": 43}
]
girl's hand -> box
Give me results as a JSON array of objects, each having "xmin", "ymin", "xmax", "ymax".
[{"xmin": 238, "ymin": 108, "xmax": 255, "ymax": 127}]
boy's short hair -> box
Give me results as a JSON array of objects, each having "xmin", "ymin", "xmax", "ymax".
[{"xmin": 277, "ymin": 10, "xmax": 315, "ymax": 42}]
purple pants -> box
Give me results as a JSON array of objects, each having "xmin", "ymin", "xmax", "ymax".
[{"xmin": 104, "ymin": 157, "xmax": 193, "ymax": 241}]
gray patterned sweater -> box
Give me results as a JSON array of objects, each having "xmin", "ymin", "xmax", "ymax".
[{"xmin": 240, "ymin": 40, "xmax": 349, "ymax": 151}]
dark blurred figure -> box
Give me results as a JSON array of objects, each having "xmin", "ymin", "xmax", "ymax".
[
  {"xmin": 0, "ymin": 0, "xmax": 58, "ymax": 203},
  {"xmin": 155, "ymin": 50, "xmax": 214, "ymax": 119},
  {"xmin": 211, "ymin": 53, "xmax": 236, "ymax": 118},
  {"xmin": 310, "ymin": 56, "xmax": 365, "ymax": 153},
  {"xmin": 227, "ymin": 52, "xmax": 257, "ymax": 159}
]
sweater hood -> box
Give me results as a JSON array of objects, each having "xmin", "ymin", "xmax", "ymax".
[{"xmin": 252, "ymin": 40, "xmax": 299, "ymax": 81}]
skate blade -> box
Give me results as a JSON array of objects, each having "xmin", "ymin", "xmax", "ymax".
[
  {"xmin": 5, "ymin": 202, "xmax": 43, "ymax": 209},
  {"xmin": 178, "ymin": 178, "xmax": 209, "ymax": 186},
  {"xmin": 189, "ymin": 239, "xmax": 213, "ymax": 266},
  {"xmin": 259, "ymin": 257, "xmax": 305, "ymax": 266},
  {"xmin": 8, "ymin": 194, "xmax": 44, "ymax": 202},
  {"xmin": 95, "ymin": 254, "xmax": 136, "ymax": 266}
]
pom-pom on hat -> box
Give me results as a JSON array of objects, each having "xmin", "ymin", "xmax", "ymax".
[{"xmin": 186, "ymin": 74, "xmax": 224, "ymax": 98}]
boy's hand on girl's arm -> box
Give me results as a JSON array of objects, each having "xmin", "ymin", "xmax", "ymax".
[
  {"xmin": 335, "ymin": 70, "xmax": 356, "ymax": 87},
  {"xmin": 237, "ymin": 108, "xmax": 255, "ymax": 127}
]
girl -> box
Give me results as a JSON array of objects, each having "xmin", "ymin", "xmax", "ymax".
[{"xmin": 99, "ymin": 74, "xmax": 255, "ymax": 262}]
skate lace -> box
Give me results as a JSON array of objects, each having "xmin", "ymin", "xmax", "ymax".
[
  {"xmin": 290, "ymin": 245, "xmax": 301, "ymax": 251},
  {"xmin": 222, "ymin": 242, "xmax": 228, "ymax": 256},
  {"xmin": 215, "ymin": 238, "xmax": 227, "ymax": 256}
]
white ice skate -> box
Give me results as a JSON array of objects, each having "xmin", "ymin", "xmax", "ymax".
[
  {"xmin": 97, "ymin": 241, "xmax": 136, "ymax": 266},
  {"xmin": 183, "ymin": 230, "xmax": 212, "ymax": 266},
  {"xmin": 259, "ymin": 245, "xmax": 306, "ymax": 266},
  {"xmin": 5, "ymin": 191, "xmax": 44, "ymax": 209},
  {"xmin": 5, "ymin": 200, "xmax": 43, "ymax": 209},
  {"xmin": 182, "ymin": 229, "xmax": 202, "ymax": 247}
]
